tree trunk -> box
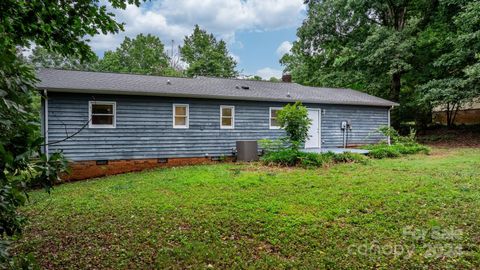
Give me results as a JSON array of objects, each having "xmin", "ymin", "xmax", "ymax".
[
  {"xmin": 444, "ymin": 103, "xmax": 461, "ymax": 128},
  {"xmin": 390, "ymin": 72, "xmax": 402, "ymax": 102},
  {"xmin": 452, "ymin": 106, "xmax": 459, "ymax": 125},
  {"xmin": 445, "ymin": 103, "xmax": 452, "ymax": 127}
]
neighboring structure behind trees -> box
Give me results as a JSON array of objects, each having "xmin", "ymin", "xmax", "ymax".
[{"xmin": 433, "ymin": 101, "xmax": 480, "ymax": 125}]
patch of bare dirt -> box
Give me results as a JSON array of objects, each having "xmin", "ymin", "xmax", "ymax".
[{"xmin": 418, "ymin": 127, "xmax": 480, "ymax": 148}]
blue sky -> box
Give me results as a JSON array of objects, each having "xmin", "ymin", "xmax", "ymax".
[
  {"xmin": 231, "ymin": 29, "xmax": 298, "ymax": 78},
  {"xmin": 90, "ymin": 0, "xmax": 305, "ymax": 79}
]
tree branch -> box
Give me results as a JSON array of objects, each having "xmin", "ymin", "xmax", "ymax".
[{"xmin": 43, "ymin": 117, "xmax": 91, "ymax": 146}]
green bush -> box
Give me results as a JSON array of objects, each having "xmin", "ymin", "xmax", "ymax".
[
  {"xmin": 261, "ymin": 149, "xmax": 299, "ymax": 166},
  {"xmin": 395, "ymin": 143, "xmax": 430, "ymax": 155},
  {"xmin": 364, "ymin": 127, "xmax": 430, "ymax": 159},
  {"xmin": 298, "ymin": 152, "xmax": 334, "ymax": 168},
  {"xmin": 262, "ymin": 141, "xmax": 429, "ymax": 166},
  {"xmin": 332, "ymin": 152, "xmax": 370, "ymax": 164},
  {"xmin": 368, "ymin": 147, "xmax": 402, "ymax": 159},
  {"xmin": 365, "ymin": 142, "xmax": 430, "ymax": 159},
  {"xmin": 261, "ymin": 149, "xmax": 369, "ymax": 167},
  {"xmin": 258, "ymin": 138, "xmax": 286, "ymax": 153},
  {"xmin": 276, "ymin": 102, "xmax": 311, "ymax": 149},
  {"xmin": 378, "ymin": 126, "xmax": 417, "ymax": 144}
]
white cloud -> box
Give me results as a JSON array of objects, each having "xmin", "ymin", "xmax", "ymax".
[
  {"xmin": 276, "ymin": 41, "xmax": 293, "ymax": 56},
  {"xmin": 229, "ymin": 53, "xmax": 240, "ymax": 63},
  {"xmin": 89, "ymin": 1, "xmax": 305, "ymax": 55},
  {"xmin": 89, "ymin": 3, "xmax": 191, "ymax": 55},
  {"xmin": 158, "ymin": 0, "xmax": 304, "ymax": 34},
  {"xmin": 256, "ymin": 67, "xmax": 283, "ymax": 79}
]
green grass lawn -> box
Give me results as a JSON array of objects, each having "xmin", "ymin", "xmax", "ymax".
[{"xmin": 15, "ymin": 147, "xmax": 480, "ymax": 269}]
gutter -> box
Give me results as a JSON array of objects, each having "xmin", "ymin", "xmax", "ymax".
[
  {"xmin": 43, "ymin": 89, "xmax": 49, "ymax": 158},
  {"xmin": 387, "ymin": 105, "xmax": 393, "ymax": 145}
]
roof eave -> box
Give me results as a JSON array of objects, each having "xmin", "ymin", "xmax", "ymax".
[{"xmin": 37, "ymin": 87, "xmax": 398, "ymax": 107}]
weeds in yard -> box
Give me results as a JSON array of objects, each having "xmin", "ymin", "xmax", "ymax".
[
  {"xmin": 331, "ymin": 152, "xmax": 369, "ymax": 164},
  {"xmin": 365, "ymin": 143, "xmax": 430, "ymax": 159},
  {"xmin": 363, "ymin": 126, "xmax": 430, "ymax": 159},
  {"xmin": 261, "ymin": 149, "xmax": 368, "ymax": 168},
  {"xmin": 260, "ymin": 127, "xmax": 429, "ymax": 167}
]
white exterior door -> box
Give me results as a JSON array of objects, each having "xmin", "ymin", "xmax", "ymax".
[{"xmin": 305, "ymin": 109, "xmax": 321, "ymax": 148}]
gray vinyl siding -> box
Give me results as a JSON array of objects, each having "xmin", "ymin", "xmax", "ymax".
[
  {"xmin": 46, "ymin": 92, "xmax": 389, "ymax": 161},
  {"xmin": 320, "ymin": 105, "xmax": 389, "ymax": 147}
]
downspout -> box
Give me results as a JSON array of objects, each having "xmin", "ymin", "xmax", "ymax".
[
  {"xmin": 43, "ymin": 89, "xmax": 49, "ymax": 158},
  {"xmin": 387, "ymin": 106, "xmax": 392, "ymax": 146}
]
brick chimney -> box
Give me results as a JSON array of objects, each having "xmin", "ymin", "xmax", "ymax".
[{"xmin": 282, "ymin": 73, "xmax": 292, "ymax": 83}]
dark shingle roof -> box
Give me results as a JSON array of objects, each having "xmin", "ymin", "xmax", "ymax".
[{"xmin": 36, "ymin": 69, "xmax": 397, "ymax": 107}]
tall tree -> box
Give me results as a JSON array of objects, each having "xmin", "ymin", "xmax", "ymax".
[
  {"xmin": 0, "ymin": 0, "xmax": 142, "ymax": 266},
  {"xmin": 29, "ymin": 46, "xmax": 99, "ymax": 71},
  {"xmin": 269, "ymin": 77, "xmax": 281, "ymax": 82},
  {"xmin": 180, "ymin": 25, "xmax": 238, "ymax": 77},
  {"xmin": 419, "ymin": 1, "xmax": 480, "ymax": 127},
  {"xmin": 281, "ymin": 0, "xmax": 426, "ymax": 97},
  {"xmin": 281, "ymin": 0, "xmax": 479, "ymax": 127},
  {"xmin": 99, "ymin": 34, "xmax": 181, "ymax": 76}
]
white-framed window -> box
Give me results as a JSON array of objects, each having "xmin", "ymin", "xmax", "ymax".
[
  {"xmin": 173, "ymin": 104, "xmax": 189, "ymax": 128},
  {"xmin": 269, "ymin": 107, "xmax": 282, "ymax": 129},
  {"xmin": 220, "ymin": 105, "xmax": 235, "ymax": 129},
  {"xmin": 89, "ymin": 101, "xmax": 116, "ymax": 128}
]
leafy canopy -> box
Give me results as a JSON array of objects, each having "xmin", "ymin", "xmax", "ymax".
[
  {"xmin": 29, "ymin": 46, "xmax": 99, "ymax": 71},
  {"xmin": 99, "ymin": 33, "xmax": 181, "ymax": 76},
  {"xmin": 281, "ymin": 0, "xmax": 480, "ymax": 127},
  {"xmin": 29, "ymin": 34, "xmax": 185, "ymax": 77},
  {"xmin": 180, "ymin": 25, "xmax": 238, "ymax": 77},
  {"xmin": 277, "ymin": 102, "xmax": 312, "ymax": 149},
  {"xmin": 419, "ymin": 1, "xmax": 480, "ymax": 126}
]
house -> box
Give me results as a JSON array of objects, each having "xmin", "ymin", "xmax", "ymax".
[
  {"xmin": 37, "ymin": 69, "xmax": 397, "ymax": 180},
  {"xmin": 432, "ymin": 100, "xmax": 480, "ymax": 126}
]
